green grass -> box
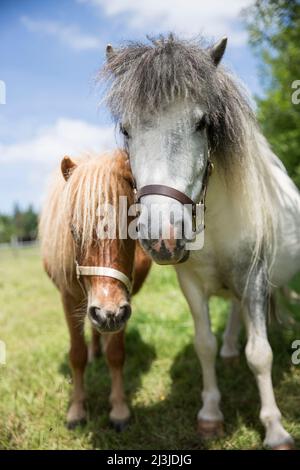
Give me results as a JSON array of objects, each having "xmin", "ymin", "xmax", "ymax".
[{"xmin": 0, "ymin": 247, "xmax": 300, "ymax": 450}]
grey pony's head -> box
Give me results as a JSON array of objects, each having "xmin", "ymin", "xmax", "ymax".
[{"xmin": 100, "ymin": 35, "xmax": 256, "ymax": 264}]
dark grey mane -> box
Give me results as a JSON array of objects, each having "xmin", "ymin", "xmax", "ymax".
[{"xmin": 99, "ymin": 34, "xmax": 257, "ymax": 168}]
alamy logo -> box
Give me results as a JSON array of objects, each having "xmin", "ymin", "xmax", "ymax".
[
  {"xmin": 0, "ymin": 80, "xmax": 6, "ymax": 104},
  {"xmin": 291, "ymin": 339, "xmax": 300, "ymax": 365},
  {"xmin": 291, "ymin": 80, "xmax": 300, "ymax": 105},
  {"xmin": 90, "ymin": 198, "xmax": 205, "ymax": 250},
  {"xmin": 0, "ymin": 340, "xmax": 6, "ymax": 365}
]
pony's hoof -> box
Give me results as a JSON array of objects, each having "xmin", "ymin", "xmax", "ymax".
[
  {"xmin": 110, "ymin": 417, "xmax": 130, "ymax": 433},
  {"xmin": 197, "ymin": 419, "xmax": 224, "ymax": 439},
  {"xmin": 66, "ymin": 417, "xmax": 87, "ymax": 430},
  {"xmin": 271, "ymin": 442, "xmax": 295, "ymax": 450}
]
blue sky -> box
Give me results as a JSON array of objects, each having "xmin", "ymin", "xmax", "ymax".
[{"xmin": 0, "ymin": 0, "xmax": 260, "ymax": 213}]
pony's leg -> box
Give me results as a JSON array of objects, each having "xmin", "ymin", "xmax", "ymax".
[
  {"xmin": 176, "ymin": 271, "xmax": 224, "ymax": 438},
  {"xmin": 88, "ymin": 327, "xmax": 101, "ymax": 362},
  {"xmin": 220, "ymin": 299, "xmax": 241, "ymax": 361},
  {"xmin": 62, "ymin": 291, "xmax": 88, "ymax": 429},
  {"xmin": 243, "ymin": 266, "xmax": 294, "ymax": 449},
  {"xmin": 102, "ymin": 330, "xmax": 130, "ymax": 432}
]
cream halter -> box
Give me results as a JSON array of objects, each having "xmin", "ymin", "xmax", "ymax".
[{"xmin": 75, "ymin": 261, "xmax": 132, "ymax": 294}]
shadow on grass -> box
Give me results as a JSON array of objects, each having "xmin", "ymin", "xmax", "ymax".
[{"xmin": 59, "ymin": 317, "xmax": 300, "ymax": 450}]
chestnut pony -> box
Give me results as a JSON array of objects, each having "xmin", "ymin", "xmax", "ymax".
[{"xmin": 39, "ymin": 150, "xmax": 151, "ymax": 430}]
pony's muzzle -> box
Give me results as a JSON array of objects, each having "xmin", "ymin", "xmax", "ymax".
[
  {"xmin": 141, "ymin": 236, "xmax": 186, "ymax": 265},
  {"xmin": 137, "ymin": 196, "xmax": 189, "ymax": 264},
  {"xmin": 138, "ymin": 218, "xmax": 187, "ymax": 264},
  {"xmin": 88, "ymin": 303, "xmax": 131, "ymax": 332}
]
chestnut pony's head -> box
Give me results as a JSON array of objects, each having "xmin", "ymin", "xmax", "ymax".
[{"xmin": 41, "ymin": 150, "xmax": 136, "ymax": 333}]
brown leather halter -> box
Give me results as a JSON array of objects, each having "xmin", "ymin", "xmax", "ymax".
[{"xmin": 135, "ymin": 159, "xmax": 214, "ymax": 233}]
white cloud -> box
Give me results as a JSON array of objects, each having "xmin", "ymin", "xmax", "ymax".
[
  {"xmin": 0, "ymin": 118, "xmax": 115, "ymax": 166},
  {"xmin": 80, "ymin": 0, "xmax": 253, "ymax": 45},
  {"xmin": 0, "ymin": 118, "xmax": 116, "ymax": 211},
  {"xmin": 21, "ymin": 15, "xmax": 101, "ymax": 51}
]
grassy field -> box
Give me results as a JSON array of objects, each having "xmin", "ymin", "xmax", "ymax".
[{"xmin": 0, "ymin": 246, "xmax": 300, "ymax": 450}]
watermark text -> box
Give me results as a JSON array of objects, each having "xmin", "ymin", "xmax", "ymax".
[
  {"xmin": 0, "ymin": 340, "xmax": 6, "ymax": 365},
  {"xmin": 291, "ymin": 80, "xmax": 300, "ymax": 104},
  {"xmin": 0, "ymin": 80, "xmax": 6, "ymax": 104},
  {"xmin": 291, "ymin": 339, "xmax": 300, "ymax": 365}
]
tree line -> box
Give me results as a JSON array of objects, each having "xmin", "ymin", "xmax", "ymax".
[{"xmin": 0, "ymin": 204, "xmax": 38, "ymax": 244}]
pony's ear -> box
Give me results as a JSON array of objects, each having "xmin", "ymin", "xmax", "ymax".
[
  {"xmin": 106, "ymin": 44, "xmax": 117, "ymax": 62},
  {"xmin": 61, "ymin": 156, "xmax": 77, "ymax": 181},
  {"xmin": 210, "ymin": 37, "xmax": 227, "ymax": 66}
]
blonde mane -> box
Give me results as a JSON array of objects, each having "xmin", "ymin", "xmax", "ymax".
[{"xmin": 39, "ymin": 150, "xmax": 134, "ymax": 286}]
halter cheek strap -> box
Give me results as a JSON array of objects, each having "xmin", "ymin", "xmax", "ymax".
[{"xmin": 75, "ymin": 261, "xmax": 132, "ymax": 294}]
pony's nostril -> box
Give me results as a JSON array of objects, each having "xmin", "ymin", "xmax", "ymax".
[
  {"xmin": 89, "ymin": 306, "xmax": 102, "ymax": 323},
  {"xmin": 118, "ymin": 304, "xmax": 131, "ymax": 323}
]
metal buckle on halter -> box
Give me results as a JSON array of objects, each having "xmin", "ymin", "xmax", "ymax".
[
  {"xmin": 133, "ymin": 187, "xmax": 141, "ymax": 217},
  {"xmin": 133, "ymin": 187, "xmax": 137, "ymax": 202},
  {"xmin": 75, "ymin": 260, "xmax": 81, "ymax": 280},
  {"xmin": 190, "ymin": 159, "xmax": 213, "ymax": 233},
  {"xmin": 192, "ymin": 204, "xmax": 197, "ymax": 233},
  {"xmin": 192, "ymin": 202, "xmax": 205, "ymax": 234}
]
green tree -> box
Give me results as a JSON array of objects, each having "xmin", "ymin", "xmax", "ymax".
[
  {"xmin": 0, "ymin": 215, "xmax": 14, "ymax": 243},
  {"xmin": 22, "ymin": 205, "xmax": 38, "ymax": 240},
  {"xmin": 0, "ymin": 205, "xmax": 38, "ymax": 243},
  {"xmin": 244, "ymin": 0, "xmax": 300, "ymax": 187}
]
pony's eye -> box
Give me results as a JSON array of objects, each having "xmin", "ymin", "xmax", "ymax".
[
  {"xmin": 120, "ymin": 125, "xmax": 130, "ymax": 138},
  {"xmin": 195, "ymin": 114, "xmax": 208, "ymax": 132}
]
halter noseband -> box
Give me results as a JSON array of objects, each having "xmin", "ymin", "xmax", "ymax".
[
  {"xmin": 75, "ymin": 261, "xmax": 132, "ymax": 294},
  {"xmin": 135, "ymin": 158, "xmax": 214, "ymax": 233}
]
